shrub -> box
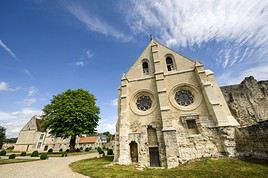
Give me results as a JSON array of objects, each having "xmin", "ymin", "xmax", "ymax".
[
  {"xmin": 75, "ymin": 148, "xmax": 80, "ymax": 152},
  {"xmin": 6, "ymin": 146, "xmax": 14, "ymax": 150},
  {"xmin": 66, "ymin": 149, "xmax": 70, "ymax": 153},
  {"xmin": 97, "ymin": 147, "xmax": 102, "ymax": 152},
  {"xmin": 61, "ymin": 152, "xmax": 67, "ymax": 157},
  {"xmin": 0, "ymin": 150, "xmax": 6, "ymax": 156},
  {"xmin": 59, "ymin": 148, "xmax": 63, "ymax": 152},
  {"xmin": 80, "ymin": 147, "xmax": 83, "ymax": 151},
  {"xmin": 85, "ymin": 147, "xmax": 90, "ymax": 152},
  {"xmin": 40, "ymin": 153, "xmax": 48, "ymax": 160},
  {"xmin": 107, "ymin": 149, "xmax": 114, "ymax": 155},
  {"xmin": 31, "ymin": 150, "xmax": 39, "ymax": 157},
  {"xmin": 99, "ymin": 150, "xmax": 105, "ymax": 156},
  {"xmin": 48, "ymin": 148, "xmax": 53, "ymax": 153},
  {"xmin": 9, "ymin": 154, "xmax": 16, "ymax": 159},
  {"xmin": 20, "ymin": 152, "xmax": 27, "ymax": 156}
]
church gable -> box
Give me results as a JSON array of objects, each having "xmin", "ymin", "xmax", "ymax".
[
  {"xmin": 125, "ymin": 41, "xmax": 154, "ymax": 80},
  {"xmin": 21, "ymin": 116, "xmax": 39, "ymax": 131},
  {"xmin": 155, "ymin": 40, "xmax": 195, "ymax": 72},
  {"xmin": 125, "ymin": 39, "xmax": 195, "ymax": 81}
]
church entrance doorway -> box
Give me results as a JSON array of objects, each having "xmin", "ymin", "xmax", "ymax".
[
  {"xmin": 149, "ymin": 147, "xmax": 160, "ymax": 167},
  {"xmin": 129, "ymin": 141, "xmax": 138, "ymax": 163}
]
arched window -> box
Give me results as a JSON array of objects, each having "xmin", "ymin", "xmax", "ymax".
[
  {"xmin": 166, "ymin": 57, "xmax": 175, "ymax": 71},
  {"xmin": 142, "ymin": 61, "xmax": 149, "ymax": 75}
]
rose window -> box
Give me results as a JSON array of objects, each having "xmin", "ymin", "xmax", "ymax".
[
  {"xmin": 136, "ymin": 95, "xmax": 152, "ymax": 111},
  {"xmin": 175, "ymin": 90, "xmax": 194, "ymax": 106}
]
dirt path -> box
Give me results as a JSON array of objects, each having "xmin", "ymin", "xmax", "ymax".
[{"xmin": 0, "ymin": 152, "xmax": 98, "ymax": 178}]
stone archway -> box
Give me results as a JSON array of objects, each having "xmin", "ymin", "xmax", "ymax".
[{"xmin": 129, "ymin": 141, "xmax": 138, "ymax": 163}]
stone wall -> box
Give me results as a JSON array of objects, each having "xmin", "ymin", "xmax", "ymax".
[
  {"xmin": 221, "ymin": 76, "xmax": 268, "ymax": 126},
  {"xmin": 235, "ymin": 120, "xmax": 268, "ymax": 159}
]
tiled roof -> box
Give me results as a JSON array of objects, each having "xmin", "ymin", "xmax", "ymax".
[{"xmin": 79, "ymin": 136, "xmax": 97, "ymax": 143}]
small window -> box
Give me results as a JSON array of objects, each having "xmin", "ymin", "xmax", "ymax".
[
  {"xmin": 37, "ymin": 142, "xmax": 42, "ymax": 148},
  {"xmin": 186, "ymin": 119, "xmax": 199, "ymax": 134},
  {"xmin": 166, "ymin": 57, "xmax": 175, "ymax": 71},
  {"xmin": 40, "ymin": 134, "xmax": 44, "ymax": 139},
  {"xmin": 142, "ymin": 61, "xmax": 149, "ymax": 75}
]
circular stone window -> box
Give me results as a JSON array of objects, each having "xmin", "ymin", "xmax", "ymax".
[
  {"xmin": 175, "ymin": 90, "xmax": 194, "ymax": 106},
  {"xmin": 136, "ymin": 95, "xmax": 152, "ymax": 111},
  {"xmin": 130, "ymin": 90, "xmax": 156, "ymax": 115},
  {"xmin": 169, "ymin": 84, "xmax": 202, "ymax": 111}
]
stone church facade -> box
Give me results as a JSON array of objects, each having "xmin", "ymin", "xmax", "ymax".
[{"xmin": 114, "ymin": 39, "xmax": 240, "ymax": 168}]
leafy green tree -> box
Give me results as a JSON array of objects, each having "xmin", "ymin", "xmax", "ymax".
[
  {"xmin": 42, "ymin": 89, "xmax": 100, "ymax": 151},
  {"xmin": 103, "ymin": 131, "xmax": 112, "ymax": 142},
  {"xmin": 0, "ymin": 126, "xmax": 6, "ymax": 149}
]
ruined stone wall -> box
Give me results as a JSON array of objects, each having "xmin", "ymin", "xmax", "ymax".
[
  {"xmin": 235, "ymin": 120, "xmax": 268, "ymax": 159},
  {"xmin": 221, "ymin": 76, "xmax": 268, "ymax": 126}
]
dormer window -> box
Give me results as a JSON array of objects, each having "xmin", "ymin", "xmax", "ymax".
[
  {"xmin": 142, "ymin": 61, "xmax": 149, "ymax": 75},
  {"xmin": 166, "ymin": 57, "xmax": 175, "ymax": 71}
]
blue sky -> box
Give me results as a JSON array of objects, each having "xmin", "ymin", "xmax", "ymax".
[{"xmin": 0, "ymin": 0, "xmax": 268, "ymax": 137}]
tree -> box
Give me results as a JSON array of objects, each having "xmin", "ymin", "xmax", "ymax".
[
  {"xmin": 0, "ymin": 126, "xmax": 6, "ymax": 149},
  {"xmin": 103, "ymin": 131, "xmax": 112, "ymax": 142},
  {"xmin": 42, "ymin": 89, "xmax": 100, "ymax": 151}
]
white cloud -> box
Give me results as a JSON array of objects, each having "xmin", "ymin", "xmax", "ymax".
[
  {"xmin": 124, "ymin": 0, "xmax": 268, "ymax": 69},
  {"xmin": 65, "ymin": 2, "xmax": 132, "ymax": 42},
  {"xmin": 23, "ymin": 69, "xmax": 34, "ymax": 80},
  {"xmin": 74, "ymin": 49, "xmax": 94, "ymax": 67},
  {"xmin": 217, "ymin": 63, "xmax": 268, "ymax": 86},
  {"xmin": 0, "ymin": 40, "xmax": 17, "ymax": 59},
  {"xmin": 0, "ymin": 81, "xmax": 18, "ymax": 92},
  {"xmin": 0, "ymin": 108, "xmax": 42, "ymax": 138},
  {"xmin": 112, "ymin": 98, "xmax": 118, "ymax": 107},
  {"xmin": 19, "ymin": 98, "xmax": 37, "ymax": 107},
  {"xmin": 28, "ymin": 86, "xmax": 38, "ymax": 96},
  {"xmin": 97, "ymin": 119, "xmax": 115, "ymax": 134}
]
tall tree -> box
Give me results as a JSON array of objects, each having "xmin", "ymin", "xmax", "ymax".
[
  {"xmin": 0, "ymin": 126, "xmax": 6, "ymax": 149},
  {"xmin": 42, "ymin": 89, "xmax": 100, "ymax": 151}
]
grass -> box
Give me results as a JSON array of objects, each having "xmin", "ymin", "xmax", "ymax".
[
  {"xmin": 70, "ymin": 156, "xmax": 268, "ymax": 178},
  {"xmin": 0, "ymin": 159, "xmax": 38, "ymax": 165},
  {"xmin": 45, "ymin": 150, "xmax": 97, "ymax": 157}
]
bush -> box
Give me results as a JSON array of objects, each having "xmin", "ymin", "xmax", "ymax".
[
  {"xmin": 80, "ymin": 147, "xmax": 83, "ymax": 151},
  {"xmin": 59, "ymin": 148, "xmax": 63, "ymax": 152},
  {"xmin": 66, "ymin": 149, "xmax": 70, "ymax": 153},
  {"xmin": 48, "ymin": 148, "xmax": 53, "ymax": 153},
  {"xmin": 99, "ymin": 150, "xmax": 105, "ymax": 156},
  {"xmin": 40, "ymin": 153, "xmax": 48, "ymax": 160},
  {"xmin": 20, "ymin": 152, "xmax": 27, "ymax": 156},
  {"xmin": 75, "ymin": 148, "xmax": 80, "ymax": 152},
  {"xmin": 107, "ymin": 149, "xmax": 114, "ymax": 155},
  {"xmin": 6, "ymin": 146, "xmax": 14, "ymax": 150},
  {"xmin": 97, "ymin": 147, "xmax": 102, "ymax": 152},
  {"xmin": 9, "ymin": 154, "xmax": 16, "ymax": 159},
  {"xmin": 85, "ymin": 147, "xmax": 90, "ymax": 152},
  {"xmin": 31, "ymin": 150, "xmax": 39, "ymax": 157},
  {"xmin": 0, "ymin": 150, "xmax": 6, "ymax": 156},
  {"xmin": 61, "ymin": 152, "xmax": 67, "ymax": 157}
]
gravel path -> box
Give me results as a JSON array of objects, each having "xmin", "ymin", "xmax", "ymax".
[{"xmin": 0, "ymin": 153, "xmax": 98, "ymax": 178}]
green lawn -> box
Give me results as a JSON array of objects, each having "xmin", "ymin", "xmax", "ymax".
[
  {"xmin": 0, "ymin": 159, "xmax": 38, "ymax": 165},
  {"xmin": 70, "ymin": 156, "xmax": 268, "ymax": 178},
  {"xmin": 46, "ymin": 150, "xmax": 97, "ymax": 157}
]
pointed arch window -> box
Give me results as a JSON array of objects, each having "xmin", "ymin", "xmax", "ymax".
[
  {"xmin": 166, "ymin": 57, "xmax": 176, "ymax": 71},
  {"xmin": 142, "ymin": 61, "xmax": 149, "ymax": 75}
]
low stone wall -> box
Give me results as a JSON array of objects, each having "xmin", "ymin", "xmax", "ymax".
[{"xmin": 235, "ymin": 120, "xmax": 268, "ymax": 159}]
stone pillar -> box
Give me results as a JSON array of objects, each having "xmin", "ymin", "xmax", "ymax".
[
  {"xmin": 163, "ymin": 129, "xmax": 178, "ymax": 168},
  {"xmin": 151, "ymin": 40, "xmax": 178, "ymax": 168},
  {"xmin": 194, "ymin": 62, "xmax": 239, "ymax": 127},
  {"xmin": 118, "ymin": 76, "xmax": 131, "ymax": 164},
  {"xmin": 219, "ymin": 126, "xmax": 237, "ymax": 157}
]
